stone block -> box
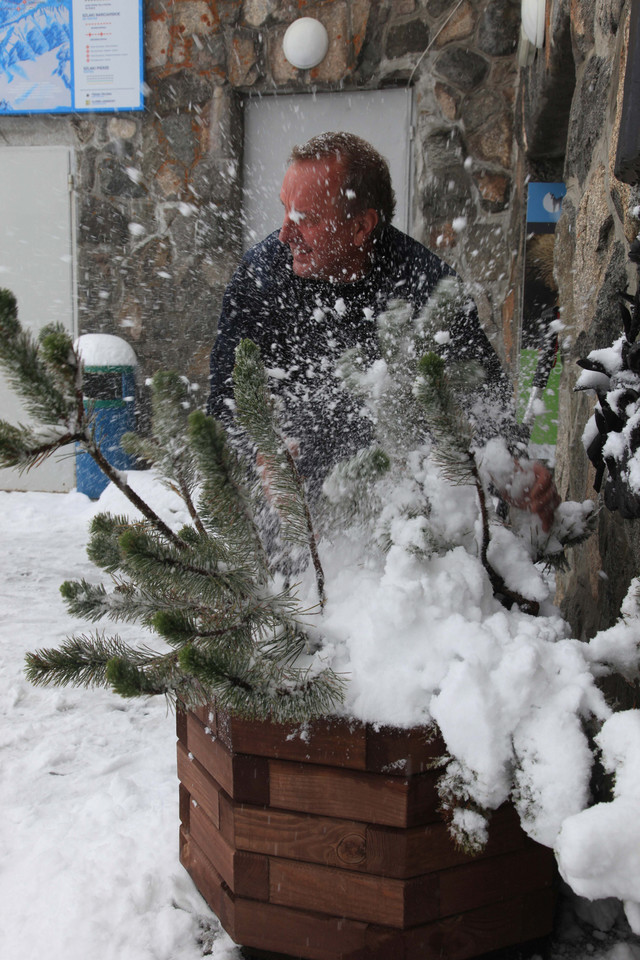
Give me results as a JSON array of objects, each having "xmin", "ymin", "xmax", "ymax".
[
  {"xmin": 108, "ymin": 118, "xmax": 138, "ymax": 141},
  {"xmin": 98, "ymin": 152, "xmax": 147, "ymax": 199},
  {"xmin": 426, "ymin": 0, "xmax": 451, "ymax": 19},
  {"xmin": 243, "ymin": 0, "xmax": 276, "ymax": 27},
  {"xmin": 472, "ymin": 170, "xmax": 511, "ymax": 212},
  {"xmin": 428, "ymin": 221, "xmax": 458, "ymax": 251},
  {"xmin": 433, "ymin": 0, "xmax": 475, "ymax": 47},
  {"xmin": 146, "ymin": 17, "xmax": 171, "ymax": 70},
  {"xmin": 466, "ymin": 110, "xmax": 513, "ymax": 169},
  {"xmin": 311, "ymin": 3, "xmax": 350, "ymax": 83},
  {"xmin": 570, "ymin": 0, "xmax": 595, "ymax": 63},
  {"xmin": 174, "ymin": 0, "xmax": 216, "ymax": 35},
  {"xmin": 461, "ymin": 90, "xmax": 504, "ymax": 134},
  {"xmin": 435, "ymin": 46, "xmax": 489, "ymax": 91},
  {"xmin": 434, "ymin": 82, "xmax": 460, "ymax": 121},
  {"xmin": 423, "ymin": 170, "xmax": 475, "ymax": 227},
  {"xmin": 267, "ymin": 23, "xmax": 298, "ymax": 83},
  {"xmin": 162, "ymin": 113, "xmax": 198, "ymax": 169},
  {"xmin": 351, "ymin": 0, "xmax": 371, "ymax": 60},
  {"xmin": 70, "ymin": 117, "xmax": 97, "ymax": 145},
  {"xmin": 477, "ymin": 0, "xmax": 520, "ymax": 57},
  {"xmin": 155, "ymin": 69, "xmax": 214, "ymax": 113},
  {"xmin": 386, "ymin": 17, "xmax": 430, "ymax": 59},
  {"xmin": 155, "ymin": 162, "xmax": 185, "ymax": 200},
  {"xmin": 566, "ymin": 55, "xmax": 611, "ymax": 187},
  {"xmin": 227, "ymin": 29, "xmax": 260, "ymax": 86},
  {"xmin": 206, "ymin": 87, "xmax": 241, "ymax": 159},
  {"xmin": 423, "ymin": 126, "xmax": 465, "ymax": 168},
  {"xmin": 79, "ymin": 197, "xmax": 130, "ymax": 246}
]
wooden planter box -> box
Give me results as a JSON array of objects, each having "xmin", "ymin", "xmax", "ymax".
[{"xmin": 177, "ymin": 705, "xmax": 556, "ymax": 960}]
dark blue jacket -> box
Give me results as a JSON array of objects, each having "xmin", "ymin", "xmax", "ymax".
[{"xmin": 207, "ymin": 226, "xmax": 514, "ymax": 487}]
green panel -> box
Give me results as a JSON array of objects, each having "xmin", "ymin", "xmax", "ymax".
[{"xmin": 516, "ymin": 348, "xmax": 562, "ymax": 445}]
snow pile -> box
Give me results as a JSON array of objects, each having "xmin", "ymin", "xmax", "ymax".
[
  {"xmin": 75, "ymin": 333, "xmax": 139, "ymax": 368},
  {"xmin": 0, "ymin": 481, "xmax": 234, "ymax": 960},
  {"xmin": 557, "ymin": 711, "xmax": 640, "ymax": 934},
  {"xmin": 307, "ymin": 448, "xmax": 635, "ymax": 862}
]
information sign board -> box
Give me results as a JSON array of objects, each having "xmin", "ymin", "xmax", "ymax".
[{"xmin": 0, "ymin": 0, "xmax": 144, "ymax": 114}]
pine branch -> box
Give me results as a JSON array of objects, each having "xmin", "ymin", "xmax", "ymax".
[
  {"xmin": 0, "ymin": 420, "xmax": 83, "ymax": 472},
  {"xmin": 121, "ymin": 371, "xmax": 206, "ymax": 537},
  {"xmin": 24, "ymin": 633, "xmax": 149, "ymax": 689},
  {"xmin": 84, "ymin": 436, "xmax": 185, "ymax": 547},
  {"xmin": 179, "ymin": 642, "xmax": 345, "ymax": 722},
  {"xmin": 232, "ymin": 339, "xmax": 326, "ymax": 606},
  {"xmin": 0, "ymin": 292, "xmax": 76, "ymax": 424},
  {"xmin": 188, "ymin": 410, "xmax": 268, "ymax": 571}
]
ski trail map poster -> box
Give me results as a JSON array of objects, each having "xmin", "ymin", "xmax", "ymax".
[{"xmin": 0, "ymin": 0, "xmax": 144, "ymax": 114}]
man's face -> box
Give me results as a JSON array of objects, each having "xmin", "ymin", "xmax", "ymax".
[{"xmin": 279, "ymin": 158, "xmax": 372, "ymax": 280}]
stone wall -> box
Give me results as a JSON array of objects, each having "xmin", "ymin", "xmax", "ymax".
[
  {"xmin": 519, "ymin": 0, "xmax": 640, "ymax": 639},
  {"xmin": 0, "ymin": 0, "xmax": 522, "ymax": 403}
]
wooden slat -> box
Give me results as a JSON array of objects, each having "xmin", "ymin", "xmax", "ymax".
[
  {"xmin": 233, "ymin": 893, "xmax": 400, "ymax": 960},
  {"xmin": 179, "ymin": 828, "xmax": 236, "ymax": 938},
  {"xmin": 268, "ymin": 858, "xmax": 439, "ymax": 928},
  {"xmin": 365, "ymin": 803, "xmax": 528, "ymax": 879},
  {"xmin": 223, "ymin": 796, "xmax": 530, "ymax": 881},
  {"xmin": 406, "ymin": 772, "xmax": 442, "ymax": 826},
  {"xmin": 233, "ymin": 804, "xmax": 369, "ymax": 871},
  {"xmin": 404, "ymin": 896, "xmax": 525, "ymax": 960},
  {"xmin": 176, "ymin": 703, "xmax": 188, "ymax": 746},
  {"xmin": 217, "ymin": 709, "xmax": 368, "ymax": 770},
  {"xmin": 521, "ymin": 886, "xmax": 556, "ymax": 941},
  {"xmin": 365, "ymin": 821, "xmax": 471, "ymax": 878},
  {"xmin": 178, "ymin": 782, "xmax": 191, "ymax": 830},
  {"xmin": 177, "ymin": 741, "xmax": 220, "ymax": 829},
  {"xmin": 365, "ymin": 723, "xmax": 445, "ymax": 775},
  {"xmin": 192, "ymin": 703, "xmax": 217, "ymax": 730},
  {"xmin": 186, "ymin": 712, "xmax": 270, "ymax": 804},
  {"xmin": 269, "ymin": 760, "xmax": 440, "ymax": 828},
  {"xmin": 438, "ymin": 845, "xmax": 555, "ymax": 918},
  {"xmin": 189, "ymin": 802, "xmax": 270, "ymax": 901}
]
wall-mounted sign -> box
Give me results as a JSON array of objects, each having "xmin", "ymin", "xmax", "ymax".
[
  {"xmin": 0, "ymin": 0, "xmax": 144, "ymax": 115},
  {"xmin": 526, "ymin": 182, "xmax": 567, "ymax": 232}
]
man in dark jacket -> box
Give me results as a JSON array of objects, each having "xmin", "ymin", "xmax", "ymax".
[{"xmin": 207, "ymin": 132, "xmax": 558, "ymax": 527}]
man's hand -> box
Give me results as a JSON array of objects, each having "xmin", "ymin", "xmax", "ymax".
[{"xmin": 507, "ymin": 460, "xmax": 561, "ymax": 532}]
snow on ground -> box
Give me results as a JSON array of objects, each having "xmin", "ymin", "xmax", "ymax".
[{"xmin": 0, "ymin": 478, "xmax": 639, "ymax": 960}]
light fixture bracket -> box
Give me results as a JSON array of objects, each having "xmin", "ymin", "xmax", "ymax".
[{"xmin": 521, "ymin": 0, "xmax": 545, "ymax": 48}]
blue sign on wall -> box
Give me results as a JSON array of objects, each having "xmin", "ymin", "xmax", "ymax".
[
  {"xmin": 0, "ymin": 0, "xmax": 144, "ymax": 115},
  {"xmin": 526, "ymin": 182, "xmax": 567, "ymax": 226}
]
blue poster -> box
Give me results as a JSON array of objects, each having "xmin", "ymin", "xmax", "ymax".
[
  {"xmin": 526, "ymin": 182, "xmax": 567, "ymax": 225},
  {"xmin": 0, "ymin": 0, "xmax": 143, "ymax": 114}
]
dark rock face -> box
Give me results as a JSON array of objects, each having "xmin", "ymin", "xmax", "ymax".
[
  {"xmin": 435, "ymin": 46, "xmax": 490, "ymax": 91},
  {"xmin": 565, "ymin": 55, "xmax": 612, "ymax": 187},
  {"xmin": 386, "ymin": 18, "xmax": 430, "ymax": 59},
  {"xmin": 477, "ymin": 0, "xmax": 520, "ymax": 56}
]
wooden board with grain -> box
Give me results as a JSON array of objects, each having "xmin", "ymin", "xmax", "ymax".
[
  {"xmin": 268, "ymin": 758, "xmax": 440, "ymax": 827},
  {"xmin": 177, "ymin": 706, "xmax": 557, "ymax": 960},
  {"xmin": 217, "ymin": 708, "xmax": 368, "ymax": 769}
]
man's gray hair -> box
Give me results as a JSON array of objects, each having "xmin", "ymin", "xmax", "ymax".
[{"xmin": 289, "ymin": 132, "xmax": 396, "ymax": 232}]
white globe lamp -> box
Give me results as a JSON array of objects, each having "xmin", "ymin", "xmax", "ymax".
[{"xmin": 282, "ymin": 17, "xmax": 329, "ymax": 70}]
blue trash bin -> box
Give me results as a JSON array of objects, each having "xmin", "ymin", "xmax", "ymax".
[{"xmin": 75, "ymin": 334, "xmax": 139, "ymax": 499}]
